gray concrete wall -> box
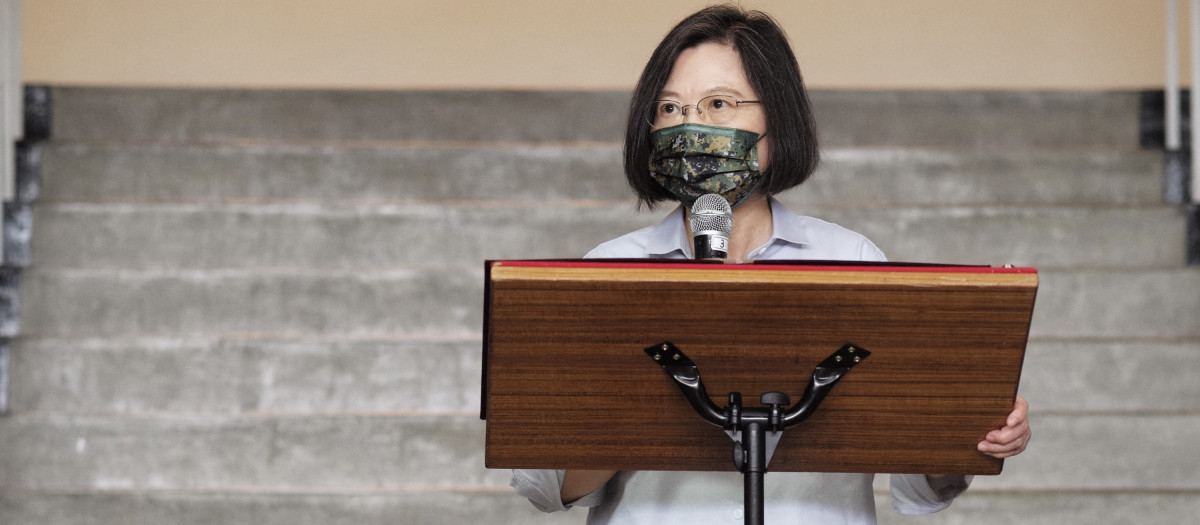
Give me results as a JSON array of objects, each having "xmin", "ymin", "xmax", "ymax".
[{"xmin": 1, "ymin": 87, "xmax": 1197, "ymax": 524}]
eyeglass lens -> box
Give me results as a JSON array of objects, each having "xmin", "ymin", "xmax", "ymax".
[{"xmin": 651, "ymin": 95, "xmax": 744, "ymax": 128}]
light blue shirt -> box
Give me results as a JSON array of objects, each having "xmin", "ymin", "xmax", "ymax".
[
  {"xmin": 585, "ymin": 197, "xmax": 887, "ymax": 263},
  {"xmin": 512, "ymin": 198, "xmax": 969, "ymax": 524}
]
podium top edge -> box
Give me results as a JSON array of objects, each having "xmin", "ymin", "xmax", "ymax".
[{"xmin": 486, "ymin": 259, "xmax": 1037, "ymax": 275}]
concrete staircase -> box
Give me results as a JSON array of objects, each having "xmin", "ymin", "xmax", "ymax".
[{"xmin": 0, "ymin": 88, "xmax": 1197, "ymax": 524}]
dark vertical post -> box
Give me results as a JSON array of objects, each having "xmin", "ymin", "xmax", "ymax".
[
  {"xmin": 0, "ymin": 85, "xmax": 50, "ymax": 414},
  {"xmin": 743, "ymin": 422, "xmax": 766, "ymax": 525},
  {"xmin": 1187, "ymin": 203, "xmax": 1200, "ymax": 266}
]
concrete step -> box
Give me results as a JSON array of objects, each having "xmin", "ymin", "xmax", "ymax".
[
  {"xmin": 39, "ymin": 143, "xmax": 1161, "ymax": 206},
  {"xmin": 971, "ymin": 413, "xmax": 1200, "ymax": 491},
  {"xmin": 8, "ymin": 337, "xmax": 484, "ymax": 415},
  {"xmin": 876, "ymin": 491, "xmax": 1200, "ymax": 525},
  {"xmin": 0, "ymin": 490, "xmax": 1196, "ymax": 525},
  {"xmin": 38, "ymin": 142, "xmax": 631, "ymax": 204},
  {"xmin": 17, "ymin": 267, "xmax": 1200, "ymax": 340},
  {"xmin": 1018, "ymin": 340, "xmax": 1200, "ymax": 414},
  {"xmin": 17, "ymin": 268, "xmax": 485, "ymax": 339},
  {"xmin": 49, "ymin": 87, "xmax": 1140, "ymax": 150},
  {"xmin": 0, "ymin": 490, "xmax": 583, "ymax": 525},
  {"xmin": 812, "ymin": 90, "xmax": 1142, "ymax": 151},
  {"xmin": 8, "ymin": 337, "xmax": 1197, "ymax": 417},
  {"xmin": 837, "ymin": 205, "xmax": 1188, "ymax": 268},
  {"xmin": 49, "ymin": 88, "xmax": 631, "ymax": 145},
  {"xmin": 799, "ymin": 148, "xmax": 1162, "ymax": 207},
  {"xmin": 29, "ymin": 203, "xmax": 1185, "ymax": 270},
  {"xmin": 28, "ymin": 202, "xmax": 666, "ymax": 270},
  {"xmin": 0, "ymin": 412, "xmax": 1194, "ymax": 492},
  {"xmin": 1032, "ymin": 268, "xmax": 1200, "ymax": 339},
  {"xmin": 0, "ymin": 413, "xmax": 504, "ymax": 491}
]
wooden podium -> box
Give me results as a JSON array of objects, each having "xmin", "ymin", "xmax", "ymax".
[{"xmin": 481, "ymin": 259, "xmax": 1037, "ymax": 476}]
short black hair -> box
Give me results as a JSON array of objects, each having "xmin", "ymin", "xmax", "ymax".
[{"xmin": 623, "ymin": 4, "xmax": 820, "ymax": 209}]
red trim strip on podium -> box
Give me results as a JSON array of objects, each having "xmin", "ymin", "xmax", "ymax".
[{"xmin": 490, "ymin": 259, "xmax": 1037, "ymax": 274}]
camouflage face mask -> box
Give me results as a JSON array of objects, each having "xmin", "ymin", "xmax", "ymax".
[{"xmin": 648, "ymin": 123, "xmax": 763, "ymax": 209}]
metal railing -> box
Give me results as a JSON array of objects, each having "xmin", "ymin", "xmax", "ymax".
[
  {"xmin": 1166, "ymin": 0, "xmax": 1200, "ymax": 204},
  {"xmin": 1166, "ymin": 0, "xmax": 1200, "ymax": 266},
  {"xmin": 1, "ymin": 0, "xmax": 20, "ymax": 264},
  {"xmin": 0, "ymin": 0, "xmax": 18, "ymax": 414}
]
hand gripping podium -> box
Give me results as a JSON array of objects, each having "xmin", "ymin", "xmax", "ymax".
[{"xmin": 481, "ymin": 259, "xmax": 1037, "ymax": 523}]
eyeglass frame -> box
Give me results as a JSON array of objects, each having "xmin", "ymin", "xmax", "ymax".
[{"xmin": 649, "ymin": 94, "xmax": 762, "ymax": 129}]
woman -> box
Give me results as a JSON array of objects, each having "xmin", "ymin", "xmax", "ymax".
[{"xmin": 512, "ymin": 5, "xmax": 1031, "ymax": 523}]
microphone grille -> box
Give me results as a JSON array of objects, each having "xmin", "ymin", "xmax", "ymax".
[{"xmin": 689, "ymin": 193, "xmax": 733, "ymax": 233}]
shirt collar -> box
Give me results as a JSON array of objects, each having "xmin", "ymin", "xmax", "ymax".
[
  {"xmin": 646, "ymin": 205, "xmax": 690, "ymax": 258},
  {"xmin": 766, "ymin": 196, "xmax": 812, "ymax": 248}
]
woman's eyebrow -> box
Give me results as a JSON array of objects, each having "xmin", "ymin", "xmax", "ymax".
[
  {"xmin": 703, "ymin": 85, "xmax": 746, "ymax": 97},
  {"xmin": 656, "ymin": 86, "xmax": 748, "ymax": 100}
]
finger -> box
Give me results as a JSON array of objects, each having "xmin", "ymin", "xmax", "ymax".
[
  {"xmin": 979, "ymin": 440, "xmax": 1026, "ymax": 458},
  {"xmin": 982, "ymin": 419, "xmax": 1032, "ymax": 449},
  {"xmin": 978, "ymin": 396, "xmax": 1033, "ymax": 458},
  {"xmin": 978, "ymin": 427, "xmax": 1031, "ymax": 458},
  {"xmin": 986, "ymin": 418, "xmax": 1031, "ymax": 444},
  {"xmin": 1007, "ymin": 395, "xmax": 1029, "ymax": 427},
  {"xmin": 978, "ymin": 439, "xmax": 1022, "ymax": 458},
  {"xmin": 980, "ymin": 429, "xmax": 1029, "ymax": 451}
]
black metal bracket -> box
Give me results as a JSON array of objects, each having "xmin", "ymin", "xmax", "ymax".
[
  {"xmin": 644, "ymin": 341, "xmax": 870, "ymax": 525},
  {"xmin": 644, "ymin": 341, "xmax": 870, "ymax": 436}
]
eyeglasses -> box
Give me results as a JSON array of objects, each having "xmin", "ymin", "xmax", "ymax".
[{"xmin": 650, "ymin": 94, "xmax": 761, "ymax": 129}]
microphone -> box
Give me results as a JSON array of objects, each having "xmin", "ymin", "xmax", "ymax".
[{"xmin": 689, "ymin": 194, "xmax": 733, "ymax": 260}]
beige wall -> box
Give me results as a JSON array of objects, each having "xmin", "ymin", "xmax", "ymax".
[{"xmin": 21, "ymin": 0, "xmax": 1173, "ymax": 91}]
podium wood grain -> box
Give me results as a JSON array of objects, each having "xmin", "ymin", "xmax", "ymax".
[{"xmin": 482, "ymin": 261, "xmax": 1037, "ymax": 475}]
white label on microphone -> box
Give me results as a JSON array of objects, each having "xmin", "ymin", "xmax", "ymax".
[{"xmin": 710, "ymin": 235, "xmax": 729, "ymax": 252}]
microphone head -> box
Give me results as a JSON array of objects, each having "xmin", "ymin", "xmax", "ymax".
[{"xmin": 689, "ymin": 193, "xmax": 733, "ymax": 234}]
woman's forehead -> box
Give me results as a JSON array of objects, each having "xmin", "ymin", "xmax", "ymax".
[{"xmin": 659, "ymin": 42, "xmax": 755, "ymax": 99}]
